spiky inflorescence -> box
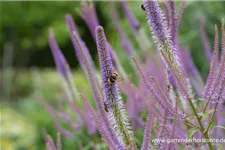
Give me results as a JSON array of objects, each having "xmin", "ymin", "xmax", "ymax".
[
  {"xmin": 210, "ymin": 20, "xmax": 225, "ymax": 103},
  {"xmin": 132, "ymin": 57, "xmax": 185, "ymax": 120},
  {"xmin": 141, "ymin": 101, "xmax": 153, "ymax": 150},
  {"xmin": 76, "ymin": 1, "xmax": 99, "ymax": 40},
  {"xmin": 120, "ymin": 1, "xmax": 140, "ymax": 32},
  {"xmin": 111, "ymin": 4, "xmax": 136, "ymax": 57},
  {"xmin": 49, "ymin": 29, "xmax": 71, "ymax": 78},
  {"xmin": 168, "ymin": 0, "xmax": 178, "ymax": 47},
  {"xmin": 143, "ymin": 0, "xmax": 191, "ymax": 102},
  {"xmin": 199, "ymin": 17, "xmax": 212, "ymax": 62},
  {"xmin": 48, "ymin": 29, "xmax": 79, "ymax": 101},
  {"xmin": 65, "ymin": 14, "xmax": 94, "ymax": 72},
  {"xmin": 176, "ymin": 1, "xmax": 185, "ymax": 26},
  {"xmin": 96, "ymin": 26, "xmax": 136, "ymax": 148},
  {"xmin": 77, "ymin": 1, "xmax": 127, "ymax": 79},
  {"xmin": 72, "ymin": 31, "xmax": 118, "ymax": 140},
  {"xmin": 80, "ymin": 94, "xmax": 120, "ymax": 150},
  {"xmin": 204, "ymin": 25, "xmax": 219, "ymax": 100}
]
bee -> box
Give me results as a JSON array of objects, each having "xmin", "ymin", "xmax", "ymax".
[
  {"xmin": 107, "ymin": 72, "xmax": 119, "ymax": 85},
  {"xmin": 103, "ymin": 102, "xmax": 109, "ymax": 112},
  {"xmin": 141, "ymin": 4, "xmax": 145, "ymax": 11}
]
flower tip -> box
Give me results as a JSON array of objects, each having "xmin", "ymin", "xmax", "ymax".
[
  {"xmin": 49, "ymin": 28, "xmax": 54, "ymax": 38},
  {"xmin": 149, "ymin": 76, "xmax": 154, "ymax": 79},
  {"xmin": 95, "ymin": 26, "xmax": 104, "ymax": 33},
  {"xmin": 65, "ymin": 13, "xmax": 72, "ymax": 21}
]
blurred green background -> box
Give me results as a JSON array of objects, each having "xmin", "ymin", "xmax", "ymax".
[{"xmin": 0, "ymin": 1, "xmax": 225, "ymax": 150}]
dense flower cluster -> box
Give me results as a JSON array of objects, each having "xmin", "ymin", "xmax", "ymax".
[{"xmin": 40, "ymin": 1, "xmax": 225, "ymax": 150}]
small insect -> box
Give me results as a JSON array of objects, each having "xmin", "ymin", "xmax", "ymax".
[
  {"xmin": 141, "ymin": 4, "xmax": 145, "ymax": 11},
  {"xmin": 107, "ymin": 72, "xmax": 119, "ymax": 85},
  {"xmin": 103, "ymin": 102, "xmax": 109, "ymax": 112}
]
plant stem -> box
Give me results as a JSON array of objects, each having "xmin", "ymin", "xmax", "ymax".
[{"xmin": 187, "ymin": 98, "xmax": 213, "ymax": 150}]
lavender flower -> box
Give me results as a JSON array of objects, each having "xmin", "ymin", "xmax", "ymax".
[
  {"xmin": 45, "ymin": 133, "xmax": 62, "ymax": 150},
  {"xmin": 199, "ymin": 17, "xmax": 213, "ymax": 62},
  {"xmin": 80, "ymin": 94, "xmax": 120, "ymax": 150},
  {"xmin": 204, "ymin": 25, "xmax": 219, "ymax": 100},
  {"xmin": 176, "ymin": 1, "xmax": 185, "ymax": 26},
  {"xmin": 111, "ymin": 4, "xmax": 136, "ymax": 56},
  {"xmin": 96, "ymin": 26, "xmax": 136, "ymax": 148},
  {"xmin": 76, "ymin": 1, "xmax": 99, "ymax": 40},
  {"xmin": 132, "ymin": 57, "xmax": 185, "ymax": 119},
  {"xmin": 65, "ymin": 14, "xmax": 94, "ymax": 71},
  {"xmin": 143, "ymin": 0, "xmax": 191, "ymax": 102},
  {"xmin": 48, "ymin": 29, "xmax": 79, "ymax": 101},
  {"xmin": 72, "ymin": 31, "xmax": 117, "ymax": 140},
  {"xmin": 120, "ymin": 1, "xmax": 140, "ymax": 32},
  {"xmin": 49, "ymin": 29, "xmax": 70, "ymax": 78},
  {"xmin": 141, "ymin": 101, "xmax": 153, "ymax": 150}
]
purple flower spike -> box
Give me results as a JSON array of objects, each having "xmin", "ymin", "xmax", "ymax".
[
  {"xmin": 80, "ymin": 94, "xmax": 120, "ymax": 150},
  {"xmin": 49, "ymin": 28, "xmax": 79, "ymax": 101},
  {"xmin": 72, "ymin": 31, "xmax": 119, "ymax": 143},
  {"xmin": 199, "ymin": 17, "xmax": 212, "ymax": 62},
  {"xmin": 96, "ymin": 26, "xmax": 136, "ymax": 148},
  {"xmin": 49, "ymin": 29, "xmax": 70, "ymax": 78},
  {"xmin": 169, "ymin": 0, "xmax": 178, "ymax": 46},
  {"xmin": 132, "ymin": 57, "xmax": 185, "ymax": 120},
  {"xmin": 141, "ymin": 101, "xmax": 153, "ymax": 150},
  {"xmin": 144, "ymin": 0, "xmax": 166, "ymax": 41},
  {"xmin": 120, "ymin": 1, "xmax": 140, "ymax": 32},
  {"xmin": 96, "ymin": 26, "xmax": 115, "ymax": 109},
  {"xmin": 176, "ymin": 1, "xmax": 185, "ymax": 26},
  {"xmin": 65, "ymin": 14, "xmax": 94, "ymax": 71},
  {"xmin": 111, "ymin": 4, "xmax": 136, "ymax": 56},
  {"xmin": 204, "ymin": 25, "xmax": 219, "ymax": 100},
  {"xmin": 45, "ymin": 133, "xmax": 62, "ymax": 150},
  {"xmin": 77, "ymin": 1, "xmax": 99, "ymax": 40}
]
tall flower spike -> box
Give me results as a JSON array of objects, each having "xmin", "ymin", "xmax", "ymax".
[
  {"xmin": 72, "ymin": 31, "xmax": 117, "ymax": 141},
  {"xmin": 80, "ymin": 94, "xmax": 120, "ymax": 150},
  {"xmin": 96, "ymin": 26, "xmax": 136, "ymax": 148},
  {"xmin": 56, "ymin": 133, "xmax": 62, "ymax": 150},
  {"xmin": 132, "ymin": 57, "xmax": 185, "ymax": 119},
  {"xmin": 168, "ymin": 98, "xmax": 179, "ymax": 150},
  {"xmin": 204, "ymin": 25, "xmax": 219, "ymax": 100},
  {"xmin": 176, "ymin": 1, "xmax": 185, "ymax": 26},
  {"xmin": 141, "ymin": 101, "xmax": 153, "ymax": 150},
  {"xmin": 169, "ymin": 0, "xmax": 178, "ymax": 46},
  {"xmin": 144, "ymin": 0, "xmax": 191, "ymax": 102},
  {"xmin": 76, "ymin": 1, "xmax": 99, "ymax": 40},
  {"xmin": 77, "ymin": 1, "xmax": 127, "ymax": 78},
  {"xmin": 65, "ymin": 14, "xmax": 94, "ymax": 71},
  {"xmin": 211, "ymin": 20, "xmax": 225, "ymax": 103},
  {"xmin": 144, "ymin": 0, "xmax": 166, "ymax": 41},
  {"xmin": 111, "ymin": 3, "xmax": 136, "ymax": 57},
  {"xmin": 48, "ymin": 29, "xmax": 79, "ymax": 101},
  {"xmin": 199, "ymin": 17, "xmax": 212, "ymax": 62},
  {"xmin": 120, "ymin": 1, "xmax": 140, "ymax": 32},
  {"xmin": 49, "ymin": 29, "xmax": 70, "ymax": 78},
  {"xmin": 46, "ymin": 135, "xmax": 56, "ymax": 150}
]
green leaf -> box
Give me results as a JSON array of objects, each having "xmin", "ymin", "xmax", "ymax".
[
  {"xmin": 198, "ymin": 109, "xmax": 215, "ymax": 119},
  {"xmin": 208, "ymin": 122, "xmax": 215, "ymax": 131},
  {"xmin": 188, "ymin": 128, "xmax": 199, "ymax": 139}
]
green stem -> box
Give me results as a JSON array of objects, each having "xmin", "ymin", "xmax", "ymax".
[{"xmin": 187, "ymin": 98, "xmax": 213, "ymax": 150}]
